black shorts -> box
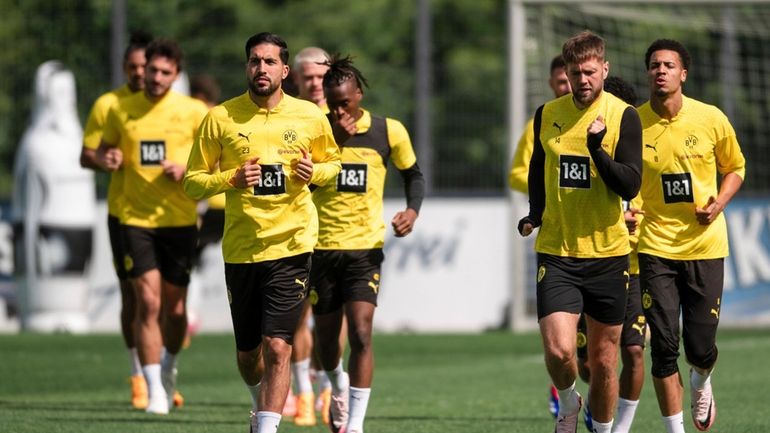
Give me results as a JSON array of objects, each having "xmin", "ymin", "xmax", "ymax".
[
  {"xmin": 577, "ymin": 274, "xmax": 647, "ymax": 359},
  {"xmin": 639, "ymin": 253, "xmax": 722, "ymax": 375},
  {"xmin": 225, "ymin": 253, "xmax": 311, "ymax": 351},
  {"xmin": 107, "ymin": 215, "xmax": 128, "ymax": 280},
  {"xmin": 195, "ymin": 208, "xmax": 224, "ymax": 262},
  {"xmin": 536, "ymin": 253, "xmax": 628, "ymax": 325},
  {"xmin": 310, "ymin": 249, "xmax": 384, "ymax": 315},
  {"xmin": 121, "ymin": 225, "xmax": 197, "ymax": 286}
]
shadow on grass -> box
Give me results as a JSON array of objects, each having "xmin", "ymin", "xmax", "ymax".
[{"xmin": 370, "ymin": 414, "xmax": 545, "ymax": 423}]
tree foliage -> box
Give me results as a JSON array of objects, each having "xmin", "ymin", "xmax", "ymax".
[{"xmin": 1, "ymin": 0, "xmax": 508, "ymax": 199}]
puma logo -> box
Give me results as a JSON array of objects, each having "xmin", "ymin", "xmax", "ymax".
[
  {"xmin": 552, "ymin": 122, "xmax": 563, "ymax": 133},
  {"xmin": 645, "ymin": 143, "xmax": 658, "ymax": 152},
  {"xmin": 710, "ymin": 308, "xmax": 719, "ymax": 319},
  {"xmin": 368, "ymin": 281, "xmax": 379, "ymax": 294},
  {"xmin": 295, "ymin": 278, "xmax": 307, "ymax": 289},
  {"xmin": 238, "ymin": 132, "xmax": 252, "ymax": 142},
  {"xmin": 632, "ymin": 323, "xmax": 645, "ymax": 336}
]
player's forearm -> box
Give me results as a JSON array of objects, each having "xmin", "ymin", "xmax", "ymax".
[
  {"xmin": 588, "ymin": 108, "xmax": 642, "ymax": 200},
  {"xmin": 527, "ymin": 106, "xmax": 546, "ymax": 225},
  {"xmin": 183, "ymin": 168, "xmax": 235, "ymax": 200},
  {"xmin": 715, "ymin": 172, "xmax": 744, "ymax": 208},
  {"xmin": 400, "ymin": 163, "xmax": 425, "ymax": 214},
  {"xmin": 309, "ymin": 160, "xmax": 342, "ymax": 186},
  {"xmin": 79, "ymin": 147, "xmax": 101, "ymax": 170}
]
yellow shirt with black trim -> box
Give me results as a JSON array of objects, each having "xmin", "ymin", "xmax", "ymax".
[
  {"xmin": 313, "ymin": 109, "xmax": 417, "ymax": 250},
  {"xmin": 83, "ymin": 84, "xmax": 135, "ymax": 217},
  {"xmin": 183, "ymin": 91, "xmax": 341, "ymax": 264},
  {"xmin": 637, "ymin": 96, "xmax": 745, "ymax": 260},
  {"xmin": 102, "ymin": 90, "xmax": 208, "ymax": 228},
  {"xmin": 535, "ymin": 92, "xmax": 631, "ymax": 258},
  {"xmin": 509, "ymin": 117, "xmax": 535, "ymax": 193}
]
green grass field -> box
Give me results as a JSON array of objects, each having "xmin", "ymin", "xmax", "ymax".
[{"xmin": 1, "ymin": 329, "xmax": 768, "ymax": 433}]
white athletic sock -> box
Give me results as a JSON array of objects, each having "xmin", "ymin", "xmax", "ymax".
[
  {"xmin": 317, "ymin": 370, "xmax": 332, "ymax": 391},
  {"xmin": 690, "ymin": 369, "xmax": 711, "ymax": 390},
  {"xmin": 161, "ymin": 349, "xmax": 177, "ymax": 373},
  {"xmin": 592, "ymin": 419, "xmax": 613, "ymax": 433},
  {"xmin": 662, "ymin": 412, "xmax": 686, "ymax": 433},
  {"xmin": 326, "ymin": 359, "xmax": 348, "ymax": 393},
  {"xmin": 128, "ymin": 348, "xmax": 142, "ymax": 377},
  {"xmin": 256, "ymin": 411, "xmax": 281, "ymax": 433},
  {"xmin": 611, "ymin": 398, "xmax": 639, "ymax": 433},
  {"xmin": 292, "ymin": 358, "xmax": 313, "ymax": 394},
  {"xmin": 347, "ymin": 386, "xmax": 371, "ymax": 433},
  {"xmin": 142, "ymin": 363, "xmax": 166, "ymax": 402},
  {"xmin": 247, "ymin": 382, "xmax": 261, "ymax": 411},
  {"xmin": 557, "ymin": 382, "xmax": 580, "ymax": 415}
]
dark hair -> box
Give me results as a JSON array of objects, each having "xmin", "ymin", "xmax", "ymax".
[
  {"xmin": 190, "ymin": 74, "xmax": 221, "ymax": 105},
  {"xmin": 123, "ymin": 30, "xmax": 152, "ymax": 61},
  {"xmin": 322, "ymin": 54, "xmax": 369, "ymax": 91},
  {"xmin": 145, "ymin": 38, "xmax": 184, "ymax": 71},
  {"xmin": 604, "ymin": 76, "xmax": 638, "ymax": 106},
  {"xmin": 563, "ymin": 30, "xmax": 605, "ymax": 64},
  {"xmin": 244, "ymin": 32, "xmax": 289, "ymax": 64},
  {"xmin": 550, "ymin": 55, "xmax": 566, "ymax": 73},
  {"xmin": 644, "ymin": 39, "xmax": 691, "ymax": 71}
]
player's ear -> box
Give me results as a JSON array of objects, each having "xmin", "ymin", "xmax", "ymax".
[
  {"xmin": 282, "ymin": 65, "xmax": 290, "ymax": 80},
  {"xmin": 603, "ymin": 61, "xmax": 609, "ymax": 80},
  {"xmin": 681, "ymin": 68, "xmax": 688, "ymax": 83}
]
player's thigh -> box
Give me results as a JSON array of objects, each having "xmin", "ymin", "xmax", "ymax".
[
  {"xmin": 340, "ymin": 249, "xmax": 384, "ymax": 306},
  {"xmin": 262, "ymin": 253, "xmax": 312, "ymax": 345},
  {"xmin": 582, "ymin": 255, "xmax": 628, "ymax": 325},
  {"xmin": 225, "ymin": 262, "xmax": 263, "ymax": 351},
  {"xmin": 536, "ymin": 253, "xmax": 583, "ymax": 320},
  {"xmin": 310, "ymin": 250, "xmax": 345, "ymax": 315},
  {"xmin": 156, "ymin": 225, "xmax": 197, "ymax": 287},
  {"xmin": 121, "ymin": 225, "xmax": 158, "ymax": 279},
  {"xmin": 107, "ymin": 215, "xmax": 129, "ymax": 280}
]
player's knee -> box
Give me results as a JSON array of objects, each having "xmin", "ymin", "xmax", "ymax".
[
  {"xmin": 237, "ymin": 348, "xmax": 260, "ymax": 368},
  {"xmin": 684, "ymin": 340, "xmax": 718, "ymax": 371},
  {"xmin": 622, "ymin": 344, "xmax": 645, "ymax": 370},
  {"xmin": 348, "ymin": 322, "xmax": 373, "ymax": 353},
  {"xmin": 136, "ymin": 296, "xmax": 161, "ymax": 319},
  {"xmin": 650, "ymin": 352, "xmax": 679, "ymax": 378},
  {"xmin": 264, "ymin": 336, "xmax": 292, "ymax": 364},
  {"xmin": 544, "ymin": 344, "xmax": 573, "ymax": 367}
]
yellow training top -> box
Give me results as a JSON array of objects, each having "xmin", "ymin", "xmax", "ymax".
[
  {"xmin": 637, "ymin": 95, "xmax": 745, "ymax": 260},
  {"xmin": 184, "ymin": 91, "xmax": 341, "ymax": 263},
  {"xmin": 535, "ymin": 92, "xmax": 633, "ymax": 258},
  {"xmin": 509, "ymin": 117, "xmax": 535, "ymax": 193},
  {"xmin": 313, "ymin": 109, "xmax": 417, "ymax": 250},
  {"xmin": 83, "ymin": 84, "xmax": 135, "ymax": 216},
  {"xmin": 102, "ymin": 90, "xmax": 208, "ymax": 228}
]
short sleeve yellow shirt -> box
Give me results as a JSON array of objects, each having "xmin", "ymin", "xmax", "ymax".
[
  {"xmin": 102, "ymin": 90, "xmax": 208, "ymax": 228},
  {"xmin": 313, "ymin": 109, "xmax": 417, "ymax": 250},
  {"xmin": 637, "ymin": 96, "xmax": 746, "ymax": 260},
  {"xmin": 82, "ymin": 84, "xmax": 135, "ymax": 216}
]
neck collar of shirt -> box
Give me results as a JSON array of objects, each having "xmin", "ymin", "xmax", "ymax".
[
  {"xmin": 245, "ymin": 89, "xmax": 287, "ymax": 114},
  {"xmin": 142, "ymin": 89, "xmax": 177, "ymax": 108}
]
